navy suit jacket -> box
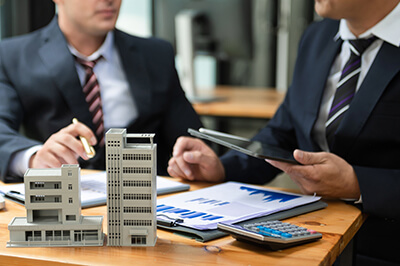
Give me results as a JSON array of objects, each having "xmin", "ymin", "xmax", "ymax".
[
  {"xmin": 0, "ymin": 17, "xmax": 202, "ymax": 180},
  {"xmin": 221, "ymin": 19, "xmax": 400, "ymax": 263}
]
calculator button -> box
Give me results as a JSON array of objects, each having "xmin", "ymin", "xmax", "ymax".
[
  {"xmin": 281, "ymin": 233, "xmax": 292, "ymax": 238},
  {"xmin": 259, "ymin": 231, "xmax": 281, "ymax": 238},
  {"xmin": 260, "ymin": 227, "xmax": 273, "ymax": 233}
]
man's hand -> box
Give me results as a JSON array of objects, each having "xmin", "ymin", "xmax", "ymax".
[
  {"xmin": 30, "ymin": 121, "xmax": 97, "ymax": 168},
  {"xmin": 168, "ymin": 136, "xmax": 225, "ymax": 183},
  {"xmin": 266, "ymin": 150, "xmax": 360, "ymax": 199}
]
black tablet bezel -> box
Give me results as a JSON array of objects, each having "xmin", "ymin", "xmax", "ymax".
[{"xmin": 188, "ymin": 128, "xmax": 298, "ymax": 164}]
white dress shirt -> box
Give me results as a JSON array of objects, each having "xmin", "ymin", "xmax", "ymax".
[
  {"xmin": 70, "ymin": 31, "xmax": 137, "ymax": 129},
  {"xmin": 9, "ymin": 31, "xmax": 137, "ymax": 177}
]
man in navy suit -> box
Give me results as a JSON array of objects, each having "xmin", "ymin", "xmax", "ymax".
[
  {"xmin": 168, "ymin": 0, "xmax": 400, "ymax": 264},
  {"xmin": 0, "ymin": 0, "xmax": 202, "ymax": 181}
]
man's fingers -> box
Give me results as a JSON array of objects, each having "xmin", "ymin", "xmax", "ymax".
[
  {"xmin": 56, "ymin": 126, "xmax": 94, "ymax": 160},
  {"xmin": 182, "ymin": 151, "xmax": 196, "ymax": 163},
  {"xmin": 175, "ymin": 154, "xmax": 195, "ymax": 180},
  {"xmin": 167, "ymin": 165, "xmax": 179, "ymax": 179},
  {"xmin": 54, "ymin": 142, "xmax": 79, "ymax": 163},
  {"xmin": 33, "ymin": 151, "xmax": 60, "ymax": 168},
  {"xmin": 265, "ymin": 159, "xmax": 292, "ymax": 173},
  {"xmin": 30, "ymin": 121, "xmax": 97, "ymax": 169},
  {"xmin": 294, "ymin": 149, "xmax": 326, "ymax": 165},
  {"xmin": 173, "ymin": 137, "xmax": 205, "ymax": 157},
  {"xmin": 168, "ymin": 157, "xmax": 189, "ymax": 179},
  {"xmin": 38, "ymin": 138, "xmax": 81, "ymax": 166},
  {"xmin": 169, "ymin": 136, "xmax": 224, "ymax": 182},
  {"xmin": 55, "ymin": 142, "xmax": 81, "ymax": 163},
  {"xmin": 172, "ymin": 137, "xmax": 191, "ymax": 157},
  {"xmin": 33, "ymin": 147, "xmax": 74, "ymax": 169},
  {"xmin": 67, "ymin": 120, "xmax": 97, "ymax": 146}
]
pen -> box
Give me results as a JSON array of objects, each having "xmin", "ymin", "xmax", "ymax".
[
  {"xmin": 5, "ymin": 190, "xmax": 25, "ymax": 204},
  {"xmin": 72, "ymin": 118, "xmax": 96, "ymax": 159},
  {"xmin": 8, "ymin": 190, "xmax": 21, "ymax": 194},
  {"xmin": 157, "ymin": 214, "xmax": 184, "ymax": 227}
]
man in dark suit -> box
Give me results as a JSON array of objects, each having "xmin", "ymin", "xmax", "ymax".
[
  {"xmin": 168, "ymin": 0, "xmax": 400, "ymax": 264},
  {"xmin": 0, "ymin": 0, "xmax": 202, "ymax": 181}
]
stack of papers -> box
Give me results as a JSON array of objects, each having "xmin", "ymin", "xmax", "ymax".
[
  {"xmin": 0, "ymin": 172, "xmax": 190, "ymax": 208},
  {"xmin": 157, "ymin": 182, "xmax": 320, "ymax": 230}
]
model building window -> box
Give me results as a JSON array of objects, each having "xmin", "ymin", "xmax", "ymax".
[
  {"xmin": 131, "ymin": 236, "xmax": 147, "ymax": 245},
  {"xmin": 33, "ymin": 231, "xmax": 41, "ymax": 241},
  {"xmin": 54, "ymin": 230, "xmax": 62, "ymax": 240},
  {"xmin": 63, "ymin": 230, "xmax": 70, "ymax": 241},
  {"xmin": 25, "ymin": 231, "xmax": 33, "ymax": 241},
  {"xmin": 45, "ymin": 230, "xmax": 53, "ymax": 241},
  {"xmin": 66, "ymin": 215, "xmax": 76, "ymax": 221},
  {"xmin": 83, "ymin": 230, "xmax": 98, "ymax": 241}
]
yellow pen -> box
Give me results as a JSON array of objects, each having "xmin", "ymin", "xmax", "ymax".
[{"xmin": 72, "ymin": 118, "xmax": 96, "ymax": 159}]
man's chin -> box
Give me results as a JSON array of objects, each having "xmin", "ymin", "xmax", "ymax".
[{"xmin": 94, "ymin": 23, "xmax": 117, "ymax": 35}]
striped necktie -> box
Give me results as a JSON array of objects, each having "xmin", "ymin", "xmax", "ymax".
[
  {"xmin": 325, "ymin": 36, "xmax": 377, "ymax": 148},
  {"xmin": 76, "ymin": 57, "xmax": 105, "ymax": 146}
]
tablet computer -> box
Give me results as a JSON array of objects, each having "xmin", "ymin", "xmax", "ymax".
[{"xmin": 188, "ymin": 128, "xmax": 298, "ymax": 164}]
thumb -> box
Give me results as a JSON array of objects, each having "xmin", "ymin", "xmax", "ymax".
[{"xmin": 294, "ymin": 149, "xmax": 324, "ymax": 165}]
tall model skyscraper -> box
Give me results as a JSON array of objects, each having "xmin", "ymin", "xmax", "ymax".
[{"xmin": 106, "ymin": 129, "xmax": 157, "ymax": 246}]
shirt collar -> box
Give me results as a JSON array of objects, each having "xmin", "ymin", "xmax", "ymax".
[
  {"xmin": 334, "ymin": 2, "xmax": 400, "ymax": 47},
  {"xmin": 68, "ymin": 31, "xmax": 114, "ymax": 61}
]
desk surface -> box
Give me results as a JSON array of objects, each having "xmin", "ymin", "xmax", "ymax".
[
  {"xmin": 192, "ymin": 86, "xmax": 285, "ymax": 119},
  {"xmin": 0, "ymin": 172, "xmax": 364, "ymax": 265}
]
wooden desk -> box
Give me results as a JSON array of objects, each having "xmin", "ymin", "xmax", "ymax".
[
  {"xmin": 0, "ymin": 174, "xmax": 364, "ymax": 265},
  {"xmin": 192, "ymin": 86, "xmax": 285, "ymax": 119}
]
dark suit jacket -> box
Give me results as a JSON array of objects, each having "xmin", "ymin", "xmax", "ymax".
[
  {"xmin": 0, "ymin": 17, "xmax": 202, "ymax": 180},
  {"xmin": 221, "ymin": 19, "xmax": 400, "ymax": 264}
]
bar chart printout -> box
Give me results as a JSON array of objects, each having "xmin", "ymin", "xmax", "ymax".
[{"xmin": 157, "ymin": 182, "xmax": 320, "ymax": 230}]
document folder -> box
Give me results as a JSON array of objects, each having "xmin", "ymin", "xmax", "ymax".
[{"xmin": 157, "ymin": 200, "xmax": 327, "ymax": 242}]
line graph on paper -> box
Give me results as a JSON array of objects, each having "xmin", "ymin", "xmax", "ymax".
[
  {"xmin": 239, "ymin": 186, "xmax": 301, "ymax": 203},
  {"xmin": 157, "ymin": 182, "xmax": 319, "ymax": 230}
]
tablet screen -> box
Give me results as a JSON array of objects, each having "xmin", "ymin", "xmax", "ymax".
[{"xmin": 188, "ymin": 128, "xmax": 298, "ymax": 164}]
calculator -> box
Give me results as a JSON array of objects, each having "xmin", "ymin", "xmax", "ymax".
[{"xmin": 218, "ymin": 220, "xmax": 322, "ymax": 250}]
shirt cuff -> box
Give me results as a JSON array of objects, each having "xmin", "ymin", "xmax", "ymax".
[
  {"xmin": 341, "ymin": 195, "xmax": 363, "ymax": 204},
  {"xmin": 9, "ymin": 145, "xmax": 42, "ymax": 177},
  {"xmin": 354, "ymin": 195, "xmax": 363, "ymax": 204}
]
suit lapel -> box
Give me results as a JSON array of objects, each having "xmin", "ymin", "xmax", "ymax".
[
  {"xmin": 37, "ymin": 18, "xmax": 94, "ymax": 127},
  {"xmin": 305, "ymin": 37, "xmax": 343, "ymax": 149},
  {"xmin": 333, "ymin": 42, "xmax": 400, "ymax": 154},
  {"xmin": 114, "ymin": 31, "xmax": 152, "ymax": 119}
]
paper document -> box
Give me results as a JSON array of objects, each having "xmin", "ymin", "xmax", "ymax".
[
  {"xmin": 157, "ymin": 182, "xmax": 320, "ymax": 230},
  {"xmin": 0, "ymin": 171, "xmax": 190, "ymax": 208}
]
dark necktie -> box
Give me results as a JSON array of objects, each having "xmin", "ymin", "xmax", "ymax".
[
  {"xmin": 325, "ymin": 37, "xmax": 377, "ymax": 148},
  {"xmin": 76, "ymin": 57, "xmax": 105, "ymax": 146}
]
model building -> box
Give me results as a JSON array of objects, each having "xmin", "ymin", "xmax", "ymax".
[
  {"xmin": 106, "ymin": 129, "xmax": 157, "ymax": 246},
  {"xmin": 7, "ymin": 164, "xmax": 104, "ymax": 247}
]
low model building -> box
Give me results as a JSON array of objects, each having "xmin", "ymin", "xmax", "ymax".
[{"xmin": 7, "ymin": 164, "xmax": 104, "ymax": 247}]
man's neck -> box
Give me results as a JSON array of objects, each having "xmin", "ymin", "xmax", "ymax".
[
  {"xmin": 64, "ymin": 31, "xmax": 107, "ymax": 57},
  {"xmin": 346, "ymin": 0, "xmax": 399, "ymax": 37},
  {"xmin": 58, "ymin": 17, "xmax": 108, "ymax": 56}
]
